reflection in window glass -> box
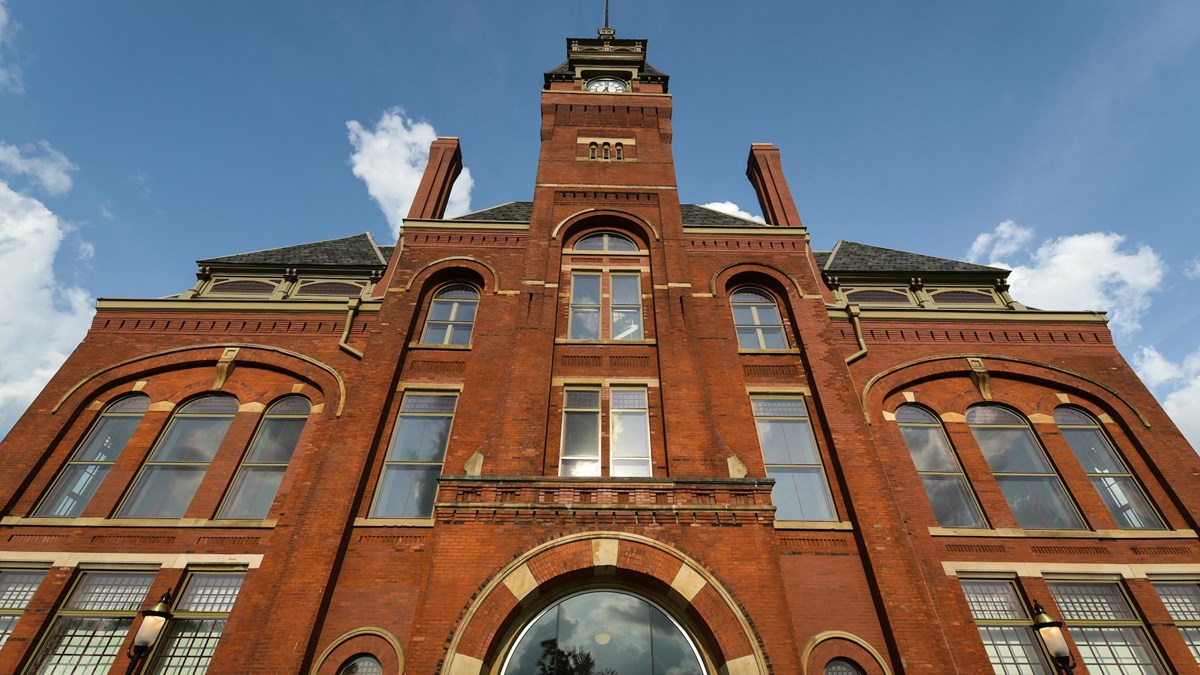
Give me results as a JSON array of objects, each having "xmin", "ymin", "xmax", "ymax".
[
  {"xmin": 561, "ymin": 389, "xmax": 601, "ymax": 477},
  {"xmin": 422, "ymin": 284, "xmax": 480, "ymax": 346},
  {"xmin": 1053, "ymin": 407, "xmax": 1163, "ymax": 530},
  {"xmin": 32, "ymin": 572, "xmax": 154, "ymax": 673},
  {"xmin": 574, "ymin": 232, "xmax": 638, "ymax": 252},
  {"xmin": 611, "ymin": 273, "xmax": 643, "ymax": 340},
  {"xmin": 825, "ymin": 658, "xmax": 864, "ymax": 675},
  {"xmin": 731, "ymin": 288, "xmax": 787, "ymax": 350},
  {"xmin": 967, "ymin": 405, "xmax": 1084, "ymax": 530},
  {"xmin": 611, "ymin": 389, "xmax": 651, "ymax": 477},
  {"xmin": 151, "ymin": 573, "xmax": 244, "ymax": 674},
  {"xmin": 0, "ymin": 569, "xmax": 47, "ymax": 648},
  {"xmin": 502, "ymin": 591, "xmax": 705, "ymax": 675},
  {"xmin": 371, "ymin": 393, "xmax": 457, "ymax": 518},
  {"xmin": 752, "ymin": 397, "xmax": 835, "ymax": 521},
  {"xmin": 960, "ymin": 580, "xmax": 1052, "ymax": 674},
  {"xmin": 339, "ymin": 655, "xmax": 383, "ymax": 675},
  {"xmin": 895, "ymin": 405, "xmax": 986, "ymax": 528},
  {"xmin": 1048, "ymin": 582, "xmax": 1166, "ymax": 674},
  {"xmin": 569, "ymin": 273, "xmax": 602, "ymax": 340},
  {"xmin": 36, "ymin": 395, "xmax": 150, "ymax": 518},
  {"xmin": 118, "ymin": 395, "xmax": 238, "ymax": 519},
  {"xmin": 1154, "ymin": 583, "xmax": 1200, "ymax": 663},
  {"xmin": 218, "ymin": 397, "xmax": 311, "ymax": 520}
]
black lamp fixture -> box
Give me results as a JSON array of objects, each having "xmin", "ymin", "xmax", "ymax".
[
  {"xmin": 126, "ymin": 591, "xmax": 172, "ymax": 675},
  {"xmin": 1032, "ymin": 601, "xmax": 1075, "ymax": 673}
]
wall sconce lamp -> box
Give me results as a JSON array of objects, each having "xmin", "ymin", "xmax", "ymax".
[
  {"xmin": 1032, "ymin": 601, "xmax": 1076, "ymax": 673},
  {"xmin": 126, "ymin": 592, "xmax": 172, "ymax": 675}
]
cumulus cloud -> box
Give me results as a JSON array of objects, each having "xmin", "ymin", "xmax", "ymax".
[
  {"xmin": 700, "ymin": 201, "xmax": 766, "ymax": 224},
  {"xmin": 968, "ymin": 221, "xmax": 1164, "ymax": 337},
  {"xmin": 0, "ymin": 0, "xmax": 22, "ymax": 93},
  {"xmin": 1133, "ymin": 346, "xmax": 1200, "ymax": 451},
  {"xmin": 347, "ymin": 107, "xmax": 473, "ymax": 238},
  {"xmin": 0, "ymin": 180, "xmax": 95, "ymax": 438},
  {"xmin": 0, "ymin": 141, "xmax": 77, "ymax": 196}
]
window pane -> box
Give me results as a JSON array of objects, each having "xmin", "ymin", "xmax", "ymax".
[
  {"xmin": 107, "ymin": 396, "xmax": 151, "ymax": 414},
  {"xmin": 0, "ymin": 570, "xmax": 45, "ymax": 610},
  {"xmin": 753, "ymin": 304, "xmax": 782, "ymax": 326},
  {"xmin": 973, "ymin": 428, "xmax": 1051, "ymax": 473},
  {"xmin": 650, "ymin": 606, "xmax": 704, "ymax": 675},
  {"xmin": 504, "ymin": 606, "xmax": 559, "ymax": 674},
  {"xmin": 1155, "ymin": 584, "xmax": 1200, "ymax": 621},
  {"xmin": 731, "ymin": 289, "xmax": 771, "ymax": 303},
  {"xmin": 429, "ymin": 300, "xmax": 455, "ymax": 321},
  {"xmin": 1069, "ymin": 626, "xmax": 1165, "ymax": 674},
  {"xmin": 339, "ymin": 655, "xmax": 384, "ymax": 675},
  {"xmin": 152, "ymin": 618, "xmax": 225, "ymax": 674},
  {"xmin": 570, "ymin": 308, "xmax": 601, "ymax": 340},
  {"xmin": 69, "ymin": 573, "xmax": 154, "ymax": 611},
  {"xmin": 767, "ymin": 466, "xmax": 835, "ymax": 521},
  {"xmin": 563, "ymin": 411, "xmax": 600, "ymax": 458},
  {"xmin": 757, "ymin": 419, "xmax": 819, "ymax": 465},
  {"xmin": 556, "ymin": 592, "xmax": 652, "ymax": 674},
  {"xmin": 75, "ymin": 416, "xmax": 141, "ymax": 462},
  {"xmin": 37, "ymin": 464, "xmax": 111, "ymax": 518},
  {"xmin": 268, "ymin": 396, "xmax": 310, "ymax": 415},
  {"xmin": 996, "ymin": 476, "xmax": 1084, "ymax": 530},
  {"xmin": 612, "ymin": 308, "xmax": 643, "ymax": 340},
  {"xmin": 1061, "ymin": 428, "xmax": 1125, "ymax": 474},
  {"xmin": 246, "ymin": 418, "xmax": 306, "ymax": 464},
  {"xmin": 388, "ymin": 416, "xmax": 452, "ymax": 462},
  {"xmin": 176, "ymin": 396, "xmax": 238, "ymax": 415},
  {"xmin": 611, "ymin": 459, "xmax": 652, "ymax": 477},
  {"xmin": 401, "ymin": 394, "xmax": 457, "ymax": 414},
  {"xmin": 571, "ymin": 275, "xmax": 601, "ymax": 305},
  {"xmin": 1050, "ymin": 583, "xmax": 1137, "ymax": 621},
  {"xmin": 900, "ymin": 426, "xmax": 959, "ymax": 472},
  {"xmin": 961, "ymin": 581, "xmax": 1026, "ymax": 620},
  {"xmin": 448, "ymin": 324, "xmax": 473, "ymax": 345},
  {"xmin": 895, "ymin": 406, "xmax": 939, "ymax": 424},
  {"xmin": 1091, "ymin": 475, "xmax": 1163, "ymax": 529},
  {"xmin": 153, "ymin": 417, "xmax": 234, "ymax": 463},
  {"xmin": 921, "ymin": 475, "xmax": 986, "ymax": 528},
  {"xmin": 611, "ymin": 275, "xmax": 641, "ymax": 305},
  {"xmin": 36, "ymin": 616, "xmax": 132, "ymax": 674},
  {"xmin": 374, "ymin": 465, "xmax": 440, "ymax": 518},
  {"xmin": 176, "ymin": 574, "xmax": 243, "ymax": 613},
  {"xmin": 967, "ymin": 406, "xmax": 1024, "ymax": 425},
  {"xmin": 825, "ymin": 659, "xmax": 864, "ymax": 675},
  {"xmin": 574, "ymin": 234, "xmax": 606, "ymax": 250},
  {"xmin": 758, "ymin": 328, "xmax": 787, "ymax": 350},
  {"xmin": 219, "ymin": 467, "xmax": 285, "ymax": 519},
  {"xmin": 423, "ymin": 323, "xmax": 450, "ymax": 344},
  {"xmin": 1180, "ymin": 627, "xmax": 1200, "ymax": 664},
  {"xmin": 453, "ymin": 301, "xmax": 477, "ymax": 322},
  {"xmin": 976, "ymin": 625, "xmax": 1052, "ymax": 675},
  {"xmin": 561, "ymin": 458, "xmax": 601, "ymax": 477},
  {"xmin": 119, "ymin": 466, "xmax": 207, "ymax": 518},
  {"xmin": 736, "ymin": 328, "xmax": 761, "ymax": 349},
  {"xmin": 732, "ymin": 306, "xmax": 756, "ymax": 325}
]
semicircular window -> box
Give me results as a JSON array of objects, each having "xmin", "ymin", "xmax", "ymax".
[
  {"xmin": 825, "ymin": 658, "xmax": 865, "ymax": 675},
  {"xmin": 338, "ymin": 654, "xmax": 383, "ymax": 675},
  {"xmin": 573, "ymin": 232, "xmax": 639, "ymax": 252},
  {"xmin": 209, "ymin": 280, "xmax": 277, "ymax": 295},
  {"xmin": 502, "ymin": 590, "xmax": 705, "ymax": 675},
  {"xmin": 295, "ymin": 281, "xmax": 364, "ymax": 297}
]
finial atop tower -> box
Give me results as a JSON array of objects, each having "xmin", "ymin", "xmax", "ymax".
[{"xmin": 599, "ymin": 0, "xmax": 616, "ymax": 39}]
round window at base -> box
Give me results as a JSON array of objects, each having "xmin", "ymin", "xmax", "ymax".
[
  {"xmin": 502, "ymin": 590, "xmax": 706, "ymax": 674},
  {"xmin": 825, "ymin": 657, "xmax": 865, "ymax": 675},
  {"xmin": 338, "ymin": 654, "xmax": 382, "ymax": 675}
]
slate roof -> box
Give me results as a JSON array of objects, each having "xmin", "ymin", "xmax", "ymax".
[
  {"xmin": 678, "ymin": 204, "xmax": 765, "ymax": 228},
  {"xmin": 198, "ymin": 233, "xmax": 388, "ymax": 268},
  {"xmin": 822, "ymin": 241, "xmax": 1005, "ymax": 275},
  {"xmin": 451, "ymin": 202, "xmax": 535, "ymax": 222}
]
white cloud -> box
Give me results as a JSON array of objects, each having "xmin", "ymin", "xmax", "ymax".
[
  {"xmin": 347, "ymin": 107, "xmax": 473, "ymax": 238},
  {"xmin": 969, "ymin": 221, "xmax": 1164, "ymax": 337},
  {"xmin": 1186, "ymin": 257, "xmax": 1200, "ymax": 280},
  {"xmin": 0, "ymin": 0, "xmax": 22, "ymax": 93},
  {"xmin": 1133, "ymin": 346, "xmax": 1200, "ymax": 451},
  {"xmin": 0, "ymin": 141, "xmax": 77, "ymax": 196},
  {"xmin": 0, "ymin": 180, "xmax": 95, "ymax": 438},
  {"xmin": 700, "ymin": 201, "xmax": 766, "ymax": 224},
  {"xmin": 967, "ymin": 220, "xmax": 1033, "ymax": 263}
]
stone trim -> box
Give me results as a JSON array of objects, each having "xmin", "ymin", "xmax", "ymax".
[
  {"xmin": 0, "ymin": 551, "xmax": 263, "ymax": 568},
  {"xmin": 943, "ymin": 561, "xmax": 1200, "ymax": 579}
]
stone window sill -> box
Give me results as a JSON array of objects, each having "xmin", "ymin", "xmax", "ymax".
[
  {"xmin": 354, "ymin": 517, "xmax": 435, "ymax": 528},
  {"xmin": 928, "ymin": 526, "xmax": 1197, "ymax": 539},
  {"xmin": 1, "ymin": 516, "xmax": 277, "ymax": 528},
  {"xmin": 774, "ymin": 520, "xmax": 853, "ymax": 531}
]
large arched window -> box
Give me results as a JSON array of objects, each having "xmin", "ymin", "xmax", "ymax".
[
  {"xmin": 502, "ymin": 590, "xmax": 705, "ymax": 675},
  {"xmin": 573, "ymin": 231, "xmax": 638, "ymax": 252},
  {"xmin": 1054, "ymin": 406, "xmax": 1164, "ymax": 530},
  {"xmin": 895, "ymin": 405, "xmax": 986, "ymax": 528},
  {"xmin": 730, "ymin": 287, "xmax": 787, "ymax": 350},
  {"xmin": 35, "ymin": 394, "xmax": 150, "ymax": 518},
  {"xmin": 421, "ymin": 284, "xmax": 480, "ymax": 346},
  {"xmin": 117, "ymin": 394, "xmax": 238, "ymax": 519},
  {"xmin": 967, "ymin": 405, "xmax": 1084, "ymax": 530},
  {"xmin": 218, "ymin": 396, "xmax": 311, "ymax": 520}
]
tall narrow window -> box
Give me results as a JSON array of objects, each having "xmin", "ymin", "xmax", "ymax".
[
  {"xmin": 1054, "ymin": 406, "xmax": 1164, "ymax": 530},
  {"xmin": 960, "ymin": 579, "xmax": 1052, "ymax": 674},
  {"xmin": 1048, "ymin": 581, "xmax": 1166, "ymax": 673},
  {"xmin": 589, "ymin": 142, "xmax": 598, "ymax": 160},
  {"xmin": 560, "ymin": 388, "xmax": 601, "ymax": 477},
  {"xmin": 31, "ymin": 571, "xmax": 155, "ymax": 673},
  {"xmin": 151, "ymin": 572, "xmax": 244, "ymax": 674},
  {"xmin": 615, "ymin": 143, "xmax": 624, "ymax": 160},
  {"xmin": 967, "ymin": 405, "xmax": 1084, "ymax": 530},
  {"xmin": 370, "ymin": 392, "xmax": 457, "ymax": 518},
  {"xmin": 36, "ymin": 394, "xmax": 150, "ymax": 518},
  {"xmin": 569, "ymin": 272, "xmax": 602, "ymax": 340},
  {"xmin": 611, "ymin": 388, "xmax": 651, "ymax": 477},
  {"xmin": 421, "ymin": 284, "xmax": 479, "ymax": 346},
  {"xmin": 731, "ymin": 288, "xmax": 787, "ymax": 350},
  {"xmin": 1153, "ymin": 582, "xmax": 1200, "ymax": 663},
  {"xmin": 118, "ymin": 395, "xmax": 238, "ymax": 519},
  {"xmin": 752, "ymin": 396, "xmax": 836, "ymax": 522},
  {"xmin": 602, "ymin": 142, "xmax": 611, "ymax": 159},
  {"xmin": 0, "ymin": 568, "xmax": 46, "ymax": 648},
  {"xmin": 610, "ymin": 273, "xmax": 643, "ymax": 340},
  {"xmin": 218, "ymin": 396, "xmax": 310, "ymax": 520},
  {"xmin": 895, "ymin": 405, "xmax": 986, "ymax": 528}
]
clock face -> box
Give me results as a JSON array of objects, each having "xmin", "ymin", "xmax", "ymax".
[{"xmin": 585, "ymin": 77, "xmax": 628, "ymax": 93}]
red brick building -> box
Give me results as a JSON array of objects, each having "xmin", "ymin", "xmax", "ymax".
[{"xmin": 1, "ymin": 24, "xmax": 1199, "ymax": 675}]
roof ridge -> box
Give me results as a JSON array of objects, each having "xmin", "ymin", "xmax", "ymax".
[
  {"xmin": 824, "ymin": 240, "xmax": 846, "ymax": 271},
  {"xmin": 198, "ymin": 232, "xmax": 373, "ymax": 263}
]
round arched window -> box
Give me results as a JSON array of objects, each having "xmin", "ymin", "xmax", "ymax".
[
  {"xmin": 573, "ymin": 232, "xmax": 639, "ymax": 252},
  {"xmin": 825, "ymin": 657, "xmax": 865, "ymax": 675},
  {"xmin": 502, "ymin": 590, "xmax": 705, "ymax": 675},
  {"xmin": 338, "ymin": 654, "xmax": 382, "ymax": 674}
]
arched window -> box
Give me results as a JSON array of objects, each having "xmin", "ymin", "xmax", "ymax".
[
  {"xmin": 589, "ymin": 142, "xmax": 598, "ymax": 160},
  {"xmin": 502, "ymin": 590, "xmax": 706, "ymax": 675},
  {"xmin": 603, "ymin": 142, "xmax": 611, "ymax": 160},
  {"xmin": 35, "ymin": 394, "xmax": 150, "ymax": 518},
  {"xmin": 825, "ymin": 658, "xmax": 865, "ymax": 675},
  {"xmin": 421, "ymin": 284, "xmax": 480, "ymax": 346},
  {"xmin": 895, "ymin": 405, "xmax": 985, "ymax": 528},
  {"xmin": 730, "ymin": 287, "xmax": 787, "ymax": 350},
  {"xmin": 338, "ymin": 654, "xmax": 383, "ymax": 675},
  {"xmin": 615, "ymin": 142, "xmax": 624, "ymax": 160},
  {"xmin": 966, "ymin": 405, "xmax": 1084, "ymax": 530},
  {"xmin": 117, "ymin": 394, "xmax": 238, "ymax": 519},
  {"xmin": 1054, "ymin": 406, "xmax": 1163, "ymax": 529},
  {"xmin": 573, "ymin": 231, "xmax": 638, "ymax": 252},
  {"xmin": 218, "ymin": 396, "xmax": 311, "ymax": 520}
]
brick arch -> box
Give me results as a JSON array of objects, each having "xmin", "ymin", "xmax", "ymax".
[
  {"xmin": 401, "ymin": 257, "xmax": 499, "ymax": 294},
  {"xmin": 310, "ymin": 627, "xmax": 404, "ymax": 675},
  {"xmin": 50, "ymin": 344, "xmax": 344, "ymax": 418},
  {"xmin": 710, "ymin": 261, "xmax": 808, "ymax": 299},
  {"xmin": 800, "ymin": 631, "xmax": 892, "ymax": 675},
  {"xmin": 863, "ymin": 354, "xmax": 1149, "ymax": 429},
  {"xmin": 552, "ymin": 208, "xmax": 660, "ymax": 243},
  {"xmin": 441, "ymin": 531, "xmax": 769, "ymax": 675}
]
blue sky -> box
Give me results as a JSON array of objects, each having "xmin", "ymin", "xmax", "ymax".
[{"xmin": 0, "ymin": 1, "xmax": 1198, "ymax": 445}]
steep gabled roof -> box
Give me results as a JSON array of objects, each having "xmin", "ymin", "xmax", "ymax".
[
  {"xmin": 822, "ymin": 241, "xmax": 1005, "ymax": 275},
  {"xmin": 679, "ymin": 204, "xmax": 766, "ymax": 228},
  {"xmin": 198, "ymin": 233, "xmax": 388, "ymax": 268}
]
